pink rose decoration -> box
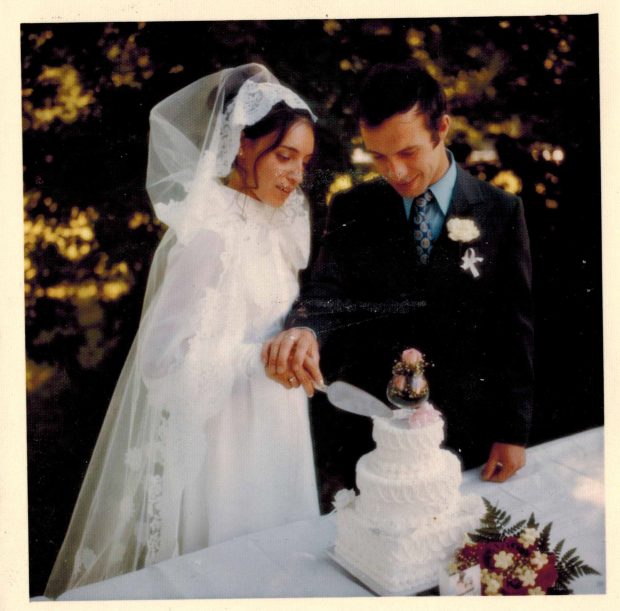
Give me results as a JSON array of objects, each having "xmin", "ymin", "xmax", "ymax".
[
  {"xmin": 401, "ymin": 348, "xmax": 422, "ymax": 366},
  {"xmin": 409, "ymin": 402, "xmax": 441, "ymax": 428}
]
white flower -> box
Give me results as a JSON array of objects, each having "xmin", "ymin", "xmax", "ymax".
[
  {"xmin": 518, "ymin": 527, "xmax": 539, "ymax": 548},
  {"xmin": 515, "ymin": 566, "xmax": 537, "ymax": 587},
  {"xmin": 481, "ymin": 570, "xmax": 503, "ymax": 595},
  {"xmin": 528, "ymin": 586, "xmax": 546, "ymax": 595},
  {"xmin": 530, "ymin": 550, "xmax": 549, "ymax": 570},
  {"xmin": 446, "ymin": 217, "xmax": 480, "ymax": 243},
  {"xmin": 332, "ymin": 488, "xmax": 356, "ymax": 511},
  {"xmin": 493, "ymin": 550, "xmax": 514, "ymax": 570}
]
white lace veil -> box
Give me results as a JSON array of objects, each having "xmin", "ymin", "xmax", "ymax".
[{"xmin": 45, "ymin": 64, "xmax": 316, "ymax": 598}]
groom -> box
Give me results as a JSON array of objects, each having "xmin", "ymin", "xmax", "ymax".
[{"xmin": 264, "ymin": 61, "xmax": 534, "ymax": 485}]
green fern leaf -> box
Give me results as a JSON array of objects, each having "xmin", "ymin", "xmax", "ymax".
[
  {"xmin": 538, "ymin": 522, "xmax": 553, "ymax": 553},
  {"xmin": 553, "ymin": 538, "xmax": 565, "ymax": 556}
]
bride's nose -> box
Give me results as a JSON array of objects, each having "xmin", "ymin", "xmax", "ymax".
[{"xmin": 287, "ymin": 162, "xmax": 304, "ymax": 185}]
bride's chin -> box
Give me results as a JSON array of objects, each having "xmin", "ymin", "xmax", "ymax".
[{"xmin": 263, "ymin": 189, "xmax": 290, "ymax": 207}]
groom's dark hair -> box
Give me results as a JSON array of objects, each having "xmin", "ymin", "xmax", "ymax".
[{"xmin": 358, "ymin": 61, "xmax": 447, "ymax": 144}]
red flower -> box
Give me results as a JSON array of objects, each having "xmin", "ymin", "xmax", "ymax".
[
  {"xmin": 501, "ymin": 577, "xmax": 528, "ymax": 596},
  {"xmin": 536, "ymin": 555, "xmax": 558, "ymax": 590},
  {"xmin": 457, "ymin": 542, "xmax": 484, "ymax": 567}
]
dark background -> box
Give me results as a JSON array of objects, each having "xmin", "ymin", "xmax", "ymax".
[{"xmin": 22, "ymin": 16, "xmax": 602, "ymax": 596}]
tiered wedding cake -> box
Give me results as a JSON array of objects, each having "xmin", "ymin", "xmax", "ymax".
[{"xmin": 331, "ymin": 351, "xmax": 484, "ymax": 595}]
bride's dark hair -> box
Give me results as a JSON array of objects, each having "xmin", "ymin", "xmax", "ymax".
[{"xmin": 236, "ymin": 101, "xmax": 315, "ymax": 189}]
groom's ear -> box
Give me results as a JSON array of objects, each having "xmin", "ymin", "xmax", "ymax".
[{"xmin": 438, "ymin": 114, "xmax": 450, "ymax": 141}]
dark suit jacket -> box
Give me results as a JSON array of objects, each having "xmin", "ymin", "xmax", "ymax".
[{"xmin": 289, "ymin": 165, "xmax": 534, "ymax": 469}]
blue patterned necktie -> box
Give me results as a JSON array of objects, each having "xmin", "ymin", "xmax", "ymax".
[{"xmin": 412, "ymin": 190, "xmax": 434, "ymax": 264}]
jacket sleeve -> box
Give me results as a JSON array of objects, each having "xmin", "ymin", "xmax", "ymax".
[
  {"xmin": 286, "ymin": 192, "xmax": 381, "ymax": 346},
  {"xmin": 493, "ymin": 198, "xmax": 535, "ymax": 445}
]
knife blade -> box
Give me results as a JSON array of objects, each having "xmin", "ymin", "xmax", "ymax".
[{"xmin": 314, "ymin": 381, "xmax": 393, "ymax": 418}]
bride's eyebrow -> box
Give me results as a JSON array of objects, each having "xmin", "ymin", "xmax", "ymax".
[{"xmin": 278, "ymin": 145, "xmax": 312, "ymax": 158}]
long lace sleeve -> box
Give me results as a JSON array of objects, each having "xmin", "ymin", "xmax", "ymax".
[{"xmin": 137, "ymin": 226, "xmax": 256, "ymax": 427}]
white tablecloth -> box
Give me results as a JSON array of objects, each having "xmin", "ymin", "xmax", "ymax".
[{"xmin": 52, "ymin": 427, "xmax": 605, "ymax": 600}]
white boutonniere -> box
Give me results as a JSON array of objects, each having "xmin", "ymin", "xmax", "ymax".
[
  {"xmin": 332, "ymin": 488, "xmax": 356, "ymax": 512},
  {"xmin": 446, "ymin": 217, "xmax": 481, "ymax": 243}
]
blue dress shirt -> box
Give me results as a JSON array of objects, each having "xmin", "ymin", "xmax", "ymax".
[{"xmin": 403, "ymin": 149, "xmax": 457, "ymax": 246}]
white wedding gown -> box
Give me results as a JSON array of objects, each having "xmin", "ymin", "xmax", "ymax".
[{"xmin": 45, "ymin": 180, "xmax": 319, "ymax": 597}]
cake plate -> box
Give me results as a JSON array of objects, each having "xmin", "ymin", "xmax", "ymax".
[{"xmin": 327, "ymin": 546, "xmax": 439, "ymax": 597}]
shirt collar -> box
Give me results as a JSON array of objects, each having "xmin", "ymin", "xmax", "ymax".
[{"xmin": 403, "ymin": 149, "xmax": 456, "ymax": 216}]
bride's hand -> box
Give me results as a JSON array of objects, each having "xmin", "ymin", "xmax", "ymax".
[{"xmin": 261, "ymin": 328, "xmax": 323, "ymax": 396}]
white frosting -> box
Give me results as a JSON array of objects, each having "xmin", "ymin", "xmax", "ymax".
[
  {"xmin": 335, "ymin": 494, "xmax": 484, "ymax": 593},
  {"xmin": 371, "ymin": 416, "xmax": 445, "ymax": 464},
  {"xmin": 355, "ymin": 450, "xmax": 462, "ymax": 526},
  {"xmin": 333, "ymin": 408, "xmax": 484, "ymax": 594}
]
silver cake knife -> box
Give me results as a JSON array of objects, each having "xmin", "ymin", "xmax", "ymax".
[{"xmin": 314, "ymin": 381, "xmax": 393, "ymax": 418}]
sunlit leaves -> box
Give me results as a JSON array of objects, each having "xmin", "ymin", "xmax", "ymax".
[
  {"xmin": 24, "ymin": 193, "xmax": 98, "ymax": 264},
  {"xmin": 446, "ymin": 116, "xmax": 487, "ymax": 150},
  {"xmin": 27, "ymin": 30, "xmax": 53, "ymax": 50},
  {"xmin": 486, "ymin": 116, "xmax": 523, "ymax": 139},
  {"xmin": 326, "ymin": 174, "xmax": 353, "ymax": 204},
  {"xmin": 22, "ymin": 65, "xmax": 95, "ymax": 130},
  {"xmin": 443, "ymin": 52, "xmax": 505, "ymax": 103},
  {"xmin": 491, "ymin": 170, "xmax": 523, "ymax": 194},
  {"xmin": 99, "ymin": 25, "xmax": 154, "ymax": 89},
  {"xmin": 127, "ymin": 211, "xmax": 154, "ymax": 230},
  {"xmin": 323, "ymin": 20, "xmax": 342, "ymax": 36},
  {"xmin": 406, "ymin": 28, "xmax": 425, "ymax": 49}
]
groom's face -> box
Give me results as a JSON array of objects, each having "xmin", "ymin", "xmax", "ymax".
[{"xmin": 360, "ymin": 106, "xmax": 450, "ymax": 199}]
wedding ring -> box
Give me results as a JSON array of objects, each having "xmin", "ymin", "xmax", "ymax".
[
  {"xmin": 287, "ymin": 335, "xmax": 298, "ymax": 342},
  {"xmin": 288, "ymin": 377, "xmax": 296, "ymax": 384}
]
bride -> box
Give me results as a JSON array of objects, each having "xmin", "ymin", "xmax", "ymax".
[{"xmin": 45, "ymin": 63, "xmax": 322, "ymax": 598}]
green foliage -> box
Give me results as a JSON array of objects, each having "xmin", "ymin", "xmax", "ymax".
[
  {"xmin": 468, "ymin": 497, "xmax": 519, "ymax": 542},
  {"xmin": 469, "ymin": 498, "xmax": 600, "ymax": 595},
  {"xmin": 538, "ymin": 521, "xmax": 553, "ymax": 553},
  {"xmin": 550, "ymin": 546, "xmax": 600, "ymax": 595}
]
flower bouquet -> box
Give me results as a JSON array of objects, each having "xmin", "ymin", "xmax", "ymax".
[{"xmin": 450, "ymin": 498, "xmax": 599, "ymax": 595}]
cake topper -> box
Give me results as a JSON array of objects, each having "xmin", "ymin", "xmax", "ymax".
[{"xmin": 386, "ymin": 347, "xmax": 430, "ymax": 410}]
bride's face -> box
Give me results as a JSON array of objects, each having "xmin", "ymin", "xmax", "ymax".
[{"xmin": 238, "ymin": 119, "xmax": 315, "ymax": 207}]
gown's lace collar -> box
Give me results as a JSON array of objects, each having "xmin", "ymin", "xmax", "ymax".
[
  {"xmin": 154, "ymin": 177, "xmax": 307, "ymax": 246},
  {"xmin": 216, "ymin": 180, "xmax": 306, "ymax": 228}
]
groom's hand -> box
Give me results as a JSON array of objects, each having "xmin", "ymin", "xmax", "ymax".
[
  {"xmin": 261, "ymin": 328, "xmax": 323, "ymax": 397},
  {"xmin": 481, "ymin": 442, "xmax": 526, "ymax": 482}
]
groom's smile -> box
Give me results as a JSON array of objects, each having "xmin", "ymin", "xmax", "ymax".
[{"xmin": 360, "ymin": 105, "xmax": 451, "ymax": 199}]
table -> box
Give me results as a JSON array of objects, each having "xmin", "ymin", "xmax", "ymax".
[{"xmin": 52, "ymin": 427, "xmax": 606, "ymax": 600}]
